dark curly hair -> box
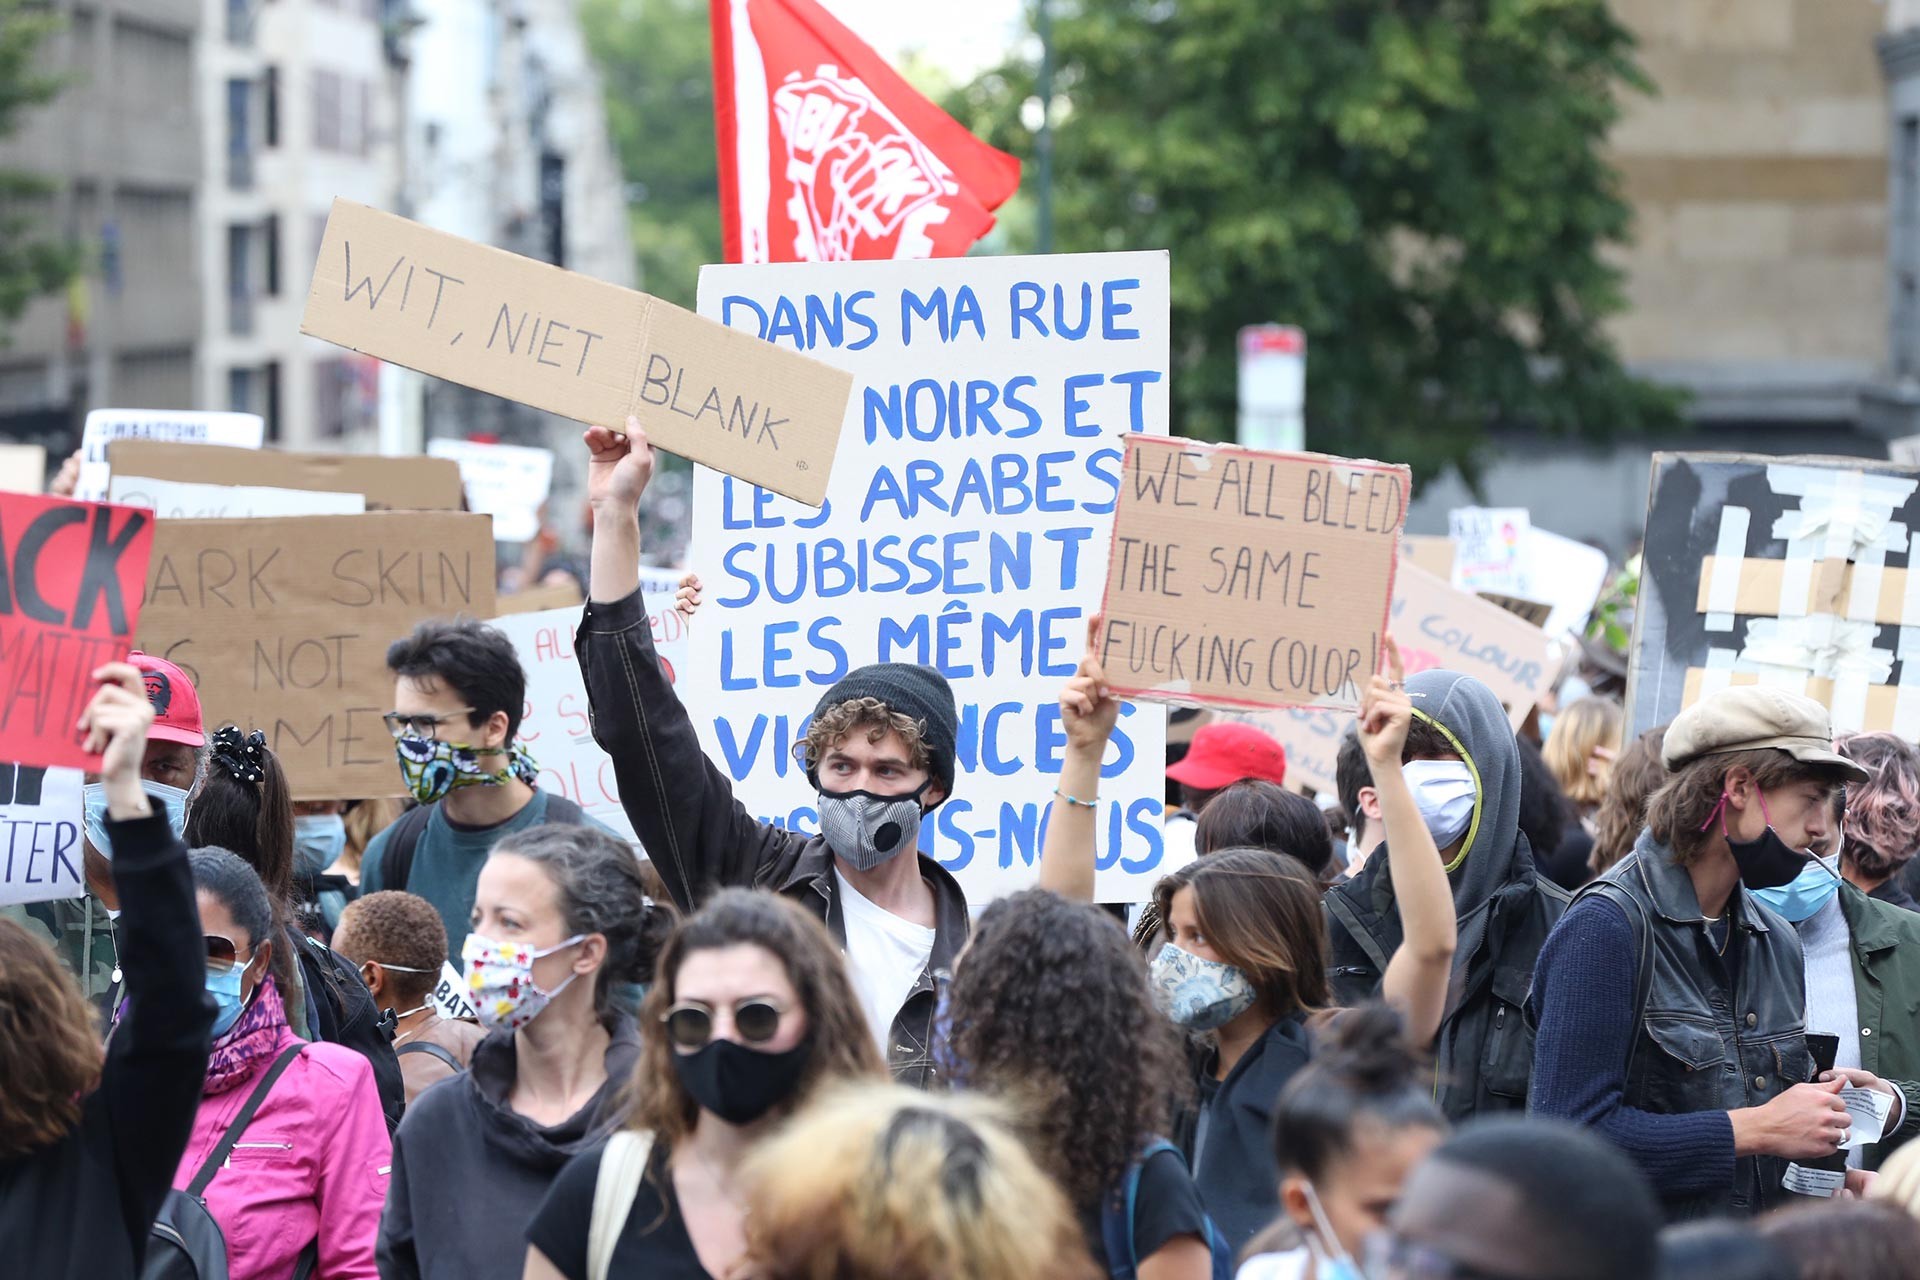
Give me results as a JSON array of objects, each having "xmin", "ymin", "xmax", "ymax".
[{"xmin": 945, "ymin": 889, "xmax": 1190, "ymax": 1210}]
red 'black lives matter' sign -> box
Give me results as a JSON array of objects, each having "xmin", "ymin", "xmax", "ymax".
[{"xmin": 0, "ymin": 492, "xmax": 154, "ymax": 771}]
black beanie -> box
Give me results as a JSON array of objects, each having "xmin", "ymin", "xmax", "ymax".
[{"xmin": 807, "ymin": 663, "xmax": 959, "ymax": 800}]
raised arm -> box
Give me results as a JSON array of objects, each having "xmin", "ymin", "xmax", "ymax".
[
  {"xmin": 579, "ymin": 420, "xmax": 807, "ymax": 910},
  {"xmin": 1037, "ymin": 617, "xmax": 1120, "ymax": 902},
  {"xmin": 1362, "ymin": 637, "xmax": 1457, "ymax": 1049},
  {"xmin": 84, "ymin": 663, "xmax": 216, "ymax": 1248}
]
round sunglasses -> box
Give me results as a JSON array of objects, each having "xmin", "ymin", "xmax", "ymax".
[
  {"xmin": 204, "ymin": 934, "xmax": 255, "ymax": 974},
  {"xmin": 661, "ymin": 997, "xmax": 786, "ymax": 1050}
]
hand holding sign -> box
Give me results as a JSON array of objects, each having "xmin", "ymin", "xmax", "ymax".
[
  {"xmin": 1358, "ymin": 636, "xmax": 1413, "ymax": 770},
  {"xmin": 585, "ymin": 418, "xmax": 656, "ymax": 513},
  {"xmin": 77, "ymin": 663, "xmax": 155, "ymax": 813},
  {"xmin": 674, "ymin": 572, "xmax": 703, "ymax": 621},
  {"xmin": 1060, "ymin": 616, "xmax": 1121, "ymax": 753}
]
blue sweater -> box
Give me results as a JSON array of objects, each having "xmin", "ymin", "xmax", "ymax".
[{"xmin": 1529, "ymin": 897, "xmax": 1737, "ymax": 1199}]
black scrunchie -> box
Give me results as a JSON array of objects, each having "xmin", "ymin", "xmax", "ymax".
[{"xmin": 211, "ymin": 725, "xmax": 267, "ymax": 786}]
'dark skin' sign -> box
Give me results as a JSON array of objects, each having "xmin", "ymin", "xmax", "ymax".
[
  {"xmin": 135, "ymin": 512, "xmax": 497, "ymax": 799},
  {"xmin": 0, "ymin": 492, "xmax": 155, "ymax": 772},
  {"xmin": 1099, "ymin": 437, "xmax": 1409, "ymax": 714},
  {"xmin": 691, "ymin": 252, "xmax": 1170, "ymax": 904},
  {"xmin": 301, "ymin": 200, "xmax": 854, "ymax": 507}
]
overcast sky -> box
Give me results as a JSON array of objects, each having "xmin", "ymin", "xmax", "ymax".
[{"xmin": 822, "ymin": 0, "xmax": 1030, "ymax": 81}]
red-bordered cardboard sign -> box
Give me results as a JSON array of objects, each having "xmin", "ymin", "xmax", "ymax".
[{"xmin": 1097, "ymin": 435, "xmax": 1409, "ymax": 713}]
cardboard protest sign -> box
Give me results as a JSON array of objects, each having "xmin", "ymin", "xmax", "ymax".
[
  {"xmin": 109, "ymin": 475, "xmax": 366, "ymax": 519},
  {"xmin": 301, "ymin": 200, "xmax": 854, "ymax": 507},
  {"xmin": 1627, "ymin": 452, "xmax": 1920, "ymax": 738},
  {"xmin": 491, "ymin": 589, "xmax": 690, "ymax": 843},
  {"xmin": 1225, "ymin": 561, "xmax": 1557, "ymax": 797},
  {"xmin": 1403, "ymin": 535, "xmax": 1456, "ymax": 581},
  {"xmin": 1099, "ymin": 437, "xmax": 1408, "ymax": 713},
  {"xmin": 0, "ymin": 444, "xmax": 46, "ymax": 494},
  {"xmin": 0, "ymin": 764, "xmax": 85, "ymax": 906},
  {"xmin": 494, "ymin": 582, "xmax": 584, "ymax": 616},
  {"xmin": 134, "ymin": 512, "xmax": 497, "ymax": 798},
  {"xmin": 691, "ymin": 252, "xmax": 1171, "ymax": 903},
  {"xmin": 78, "ymin": 409, "xmax": 263, "ymax": 502},
  {"xmin": 108, "ymin": 440, "xmax": 463, "ymax": 511},
  {"xmin": 0, "ymin": 493, "xmax": 156, "ymax": 771},
  {"xmin": 427, "ymin": 438, "xmax": 554, "ymax": 542}
]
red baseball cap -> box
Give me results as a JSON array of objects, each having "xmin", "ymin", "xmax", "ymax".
[
  {"xmin": 1165, "ymin": 722, "xmax": 1287, "ymax": 790},
  {"xmin": 129, "ymin": 651, "xmax": 206, "ymax": 747}
]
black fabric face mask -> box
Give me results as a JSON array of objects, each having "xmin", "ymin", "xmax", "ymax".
[
  {"xmin": 670, "ymin": 1036, "xmax": 813, "ymax": 1125},
  {"xmin": 1708, "ymin": 789, "xmax": 1810, "ymax": 891},
  {"xmin": 1726, "ymin": 825, "xmax": 1810, "ymax": 891}
]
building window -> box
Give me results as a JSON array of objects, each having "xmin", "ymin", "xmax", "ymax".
[
  {"xmin": 263, "ymin": 213, "xmax": 280, "ymax": 297},
  {"xmin": 226, "ymin": 77, "xmax": 253, "ymax": 189},
  {"xmin": 227, "ymin": 223, "xmax": 254, "ymax": 336},
  {"xmin": 313, "ymin": 68, "xmax": 342, "ymax": 151},
  {"xmin": 314, "ymin": 355, "xmax": 377, "ymax": 439},
  {"xmin": 263, "ymin": 66, "xmax": 280, "ymax": 148},
  {"xmin": 228, "ymin": 365, "xmax": 258, "ymax": 415},
  {"xmin": 1899, "ymin": 116, "xmax": 1920, "ymax": 379},
  {"xmin": 226, "ymin": 0, "xmax": 251, "ymax": 44}
]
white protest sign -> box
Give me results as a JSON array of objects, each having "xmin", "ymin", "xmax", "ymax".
[
  {"xmin": 1450, "ymin": 506, "xmax": 1531, "ymax": 596},
  {"xmin": 78, "ymin": 409, "xmax": 264, "ymax": 502},
  {"xmin": 427, "ymin": 438, "xmax": 555, "ymax": 543},
  {"xmin": 1517, "ymin": 526, "xmax": 1611, "ymax": 641},
  {"xmin": 427, "ymin": 960, "xmax": 480, "ymax": 1021},
  {"xmin": 108, "ymin": 475, "xmax": 367, "ymax": 518},
  {"xmin": 692, "ymin": 254, "xmax": 1171, "ymax": 904},
  {"xmin": 0, "ymin": 764, "xmax": 85, "ymax": 906},
  {"xmin": 493, "ymin": 588, "xmax": 690, "ymax": 843}
]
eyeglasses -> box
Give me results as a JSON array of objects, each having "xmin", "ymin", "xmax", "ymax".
[
  {"xmin": 661, "ymin": 998, "xmax": 786, "ymax": 1050},
  {"xmin": 205, "ymin": 934, "xmax": 256, "ymax": 974},
  {"xmin": 381, "ymin": 709, "xmax": 476, "ymax": 740}
]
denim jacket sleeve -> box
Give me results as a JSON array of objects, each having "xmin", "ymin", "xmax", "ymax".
[{"xmin": 576, "ymin": 587, "xmax": 812, "ymax": 910}]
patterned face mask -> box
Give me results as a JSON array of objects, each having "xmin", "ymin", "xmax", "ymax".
[
  {"xmin": 461, "ymin": 932, "xmax": 585, "ymax": 1033},
  {"xmin": 1148, "ymin": 941, "xmax": 1259, "ymax": 1031},
  {"xmin": 394, "ymin": 737, "xmax": 540, "ymax": 806}
]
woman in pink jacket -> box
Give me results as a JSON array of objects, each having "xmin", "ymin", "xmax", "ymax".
[{"xmin": 174, "ymin": 847, "xmax": 391, "ymax": 1280}]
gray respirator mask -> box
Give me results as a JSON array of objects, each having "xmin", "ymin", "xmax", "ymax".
[{"xmin": 819, "ymin": 780, "xmax": 933, "ymax": 870}]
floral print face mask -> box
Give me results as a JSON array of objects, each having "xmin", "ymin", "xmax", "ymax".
[
  {"xmin": 394, "ymin": 736, "xmax": 540, "ymax": 805},
  {"xmin": 1148, "ymin": 941, "xmax": 1259, "ymax": 1031},
  {"xmin": 461, "ymin": 932, "xmax": 585, "ymax": 1033}
]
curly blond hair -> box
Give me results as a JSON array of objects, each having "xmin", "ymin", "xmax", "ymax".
[
  {"xmin": 740, "ymin": 1084, "xmax": 1099, "ymax": 1280},
  {"xmin": 797, "ymin": 697, "xmax": 930, "ymax": 775}
]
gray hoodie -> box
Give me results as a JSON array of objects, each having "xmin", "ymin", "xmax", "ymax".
[
  {"xmin": 1324, "ymin": 671, "xmax": 1569, "ymax": 1119},
  {"xmin": 376, "ymin": 1017, "xmax": 639, "ymax": 1280}
]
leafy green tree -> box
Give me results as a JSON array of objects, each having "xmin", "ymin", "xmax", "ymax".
[
  {"xmin": 0, "ymin": 0, "xmax": 74, "ymax": 341},
  {"xmin": 954, "ymin": 0, "xmax": 1680, "ymax": 484},
  {"xmin": 581, "ymin": 0, "xmax": 721, "ymax": 309}
]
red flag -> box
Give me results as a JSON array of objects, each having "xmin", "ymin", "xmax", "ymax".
[{"xmin": 710, "ymin": 0, "xmax": 1021, "ymax": 263}]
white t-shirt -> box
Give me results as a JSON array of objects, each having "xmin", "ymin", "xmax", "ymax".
[
  {"xmin": 835, "ymin": 868, "xmax": 937, "ymax": 1055},
  {"xmin": 1236, "ymin": 1248, "xmax": 1310, "ymax": 1280}
]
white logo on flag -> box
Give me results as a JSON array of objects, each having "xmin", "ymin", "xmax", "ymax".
[{"xmin": 773, "ymin": 64, "xmax": 958, "ymax": 261}]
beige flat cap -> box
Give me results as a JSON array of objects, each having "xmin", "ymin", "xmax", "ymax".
[{"xmin": 1662, "ymin": 685, "xmax": 1870, "ymax": 783}]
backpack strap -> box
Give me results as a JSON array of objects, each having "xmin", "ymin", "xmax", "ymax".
[
  {"xmin": 588, "ymin": 1130, "xmax": 654, "ymax": 1280},
  {"xmin": 396, "ymin": 1041, "xmax": 462, "ymax": 1072},
  {"xmin": 382, "ymin": 805, "xmax": 435, "ymax": 893},
  {"xmin": 187, "ymin": 1044, "xmax": 305, "ymax": 1197},
  {"xmin": 543, "ymin": 793, "xmax": 586, "ymax": 825},
  {"xmin": 1099, "ymin": 1140, "xmax": 1191, "ymax": 1280}
]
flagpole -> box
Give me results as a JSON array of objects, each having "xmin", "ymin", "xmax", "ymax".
[{"xmin": 1036, "ymin": 0, "xmax": 1054, "ymax": 254}]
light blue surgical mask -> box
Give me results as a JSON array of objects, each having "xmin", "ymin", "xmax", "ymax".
[
  {"xmin": 207, "ymin": 965, "xmax": 247, "ymax": 1037},
  {"xmin": 293, "ymin": 812, "xmax": 346, "ymax": 879},
  {"xmin": 1403, "ymin": 758, "xmax": 1477, "ymax": 849},
  {"xmin": 1752, "ymin": 851, "xmax": 1843, "ymax": 923},
  {"xmin": 82, "ymin": 781, "xmax": 190, "ymax": 859}
]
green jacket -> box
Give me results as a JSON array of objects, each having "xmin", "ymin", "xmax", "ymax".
[
  {"xmin": 1837, "ymin": 882, "xmax": 1920, "ymax": 1170},
  {"xmin": 0, "ymin": 892, "xmax": 123, "ymax": 1015}
]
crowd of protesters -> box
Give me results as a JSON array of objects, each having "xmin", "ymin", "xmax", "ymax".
[{"xmin": 11, "ymin": 420, "xmax": 1920, "ymax": 1280}]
